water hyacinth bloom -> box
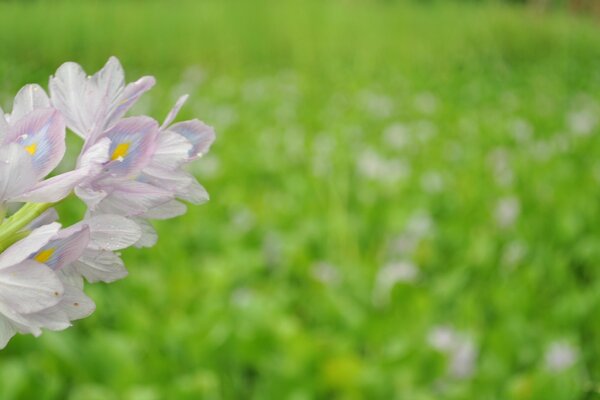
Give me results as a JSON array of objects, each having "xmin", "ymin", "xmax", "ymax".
[
  {"xmin": 0, "ymin": 57, "xmax": 215, "ymax": 348},
  {"xmin": 50, "ymin": 57, "xmax": 215, "ymax": 245}
]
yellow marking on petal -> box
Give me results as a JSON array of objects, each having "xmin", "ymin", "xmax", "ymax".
[
  {"xmin": 111, "ymin": 142, "xmax": 130, "ymax": 161},
  {"xmin": 34, "ymin": 248, "xmax": 55, "ymax": 263},
  {"xmin": 24, "ymin": 143, "xmax": 37, "ymax": 155}
]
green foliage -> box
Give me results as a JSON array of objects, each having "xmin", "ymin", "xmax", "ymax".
[{"xmin": 0, "ymin": 0, "xmax": 599, "ymax": 398}]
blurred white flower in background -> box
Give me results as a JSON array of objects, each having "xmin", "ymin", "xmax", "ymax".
[
  {"xmin": 311, "ymin": 261, "xmax": 341, "ymax": 286},
  {"xmin": 383, "ymin": 122, "xmax": 410, "ymax": 150},
  {"xmin": 509, "ymin": 118, "xmax": 533, "ymax": 144},
  {"xmin": 544, "ymin": 341, "xmax": 578, "ymax": 373},
  {"xmin": 358, "ymin": 90, "xmax": 394, "ymax": 119},
  {"xmin": 388, "ymin": 210, "xmax": 435, "ymax": 257},
  {"xmin": 568, "ymin": 109, "xmax": 597, "ymax": 136},
  {"xmin": 357, "ymin": 149, "xmax": 410, "ymax": 185},
  {"xmin": 428, "ymin": 325, "xmax": 478, "ymax": 379},
  {"xmin": 372, "ymin": 260, "xmax": 419, "ymax": 306},
  {"xmin": 494, "ymin": 196, "xmax": 520, "ymax": 229}
]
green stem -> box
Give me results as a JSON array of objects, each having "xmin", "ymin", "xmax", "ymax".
[{"xmin": 0, "ymin": 203, "xmax": 53, "ymax": 252}]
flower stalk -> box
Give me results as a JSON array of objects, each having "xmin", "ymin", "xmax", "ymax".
[{"xmin": 0, "ymin": 202, "xmax": 53, "ymax": 252}]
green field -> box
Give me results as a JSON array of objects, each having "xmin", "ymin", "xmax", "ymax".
[{"xmin": 1, "ymin": 1, "xmax": 600, "ymax": 399}]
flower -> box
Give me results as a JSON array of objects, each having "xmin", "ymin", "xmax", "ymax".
[
  {"xmin": 544, "ymin": 341, "xmax": 578, "ymax": 372},
  {"xmin": 0, "ymin": 85, "xmax": 96, "ymax": 205},
  {"xmin": 49, "ymin": 58, "xmax": 215, "ymax": 245},
  {"xmin": 0, "ymin": 56, "xmax": 215, "ymax": 348}
]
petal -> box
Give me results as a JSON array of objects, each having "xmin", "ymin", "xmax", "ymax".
[
  {"xmin": 71, "ymin": 249, "xmax": 128, "ymax": 283},
  {"xmin": 177, "ymin": 178, "xmax": 209, "ymax": 204},
  {"xmin": 29, "ymin": 225, "xmax": 90, "ymax": 270},
  {"xmin": 5, "ymin": 108, "xmax": 66, "ymax": 178},
  {"xmin": 0, "ymin": 106, "xmax": 9, "ymax": 142},
  {"xmin": 90, "ymin": 56, "xmax": 125, "ymax": 109},
  {"xmin": 0, "ymin": 260, "xmax": 63, "ymax": 314},
  {"xmin": 103, "ymin": 116, "xmax": 159, "ymax": 177},
  {"xmin": 103, "ymin": 75, "xmax": 156, "ymax": 133},
  {"xmin": 0, "ymin": 223, "xmax": 61, "ymax": 269},
  {"xmin": 94, "ymin": 180, "xmax": 174, "ymax": 216},
  {"xmin": 49, "ymin": 61, "xmax": 91, "ymax": 138},
  {"xmin": 10, "ymin": 84, "xmax": 51, "ymax": 123},
  {"xmin": 77, "ymin": 137, "xmax": 111, "ymax": 170},
  {"xmin": 14, "ymin": 283, "xmax": 95, "ymax": 332},
  {"xmin": 0, "ymin": 143, "xmax": 37, "ymax": 202},
  {"xmin": 13, "ymin": 168, "xmax": 90, "ymax": 203},
  {"xmin": 74, "ymin": 184, "xmax": 108, "ymax": 210},
  {"xmin": 147, "ymin": 130, "xmax": 192, "ymax": 171},
  {"xmin": 132, "ymin": 218, "xmax": 158, "ymax": 248},
  {"xmin": 0, "ymin": 315, "xmax": 17, "ymax": 349},
  {"xmin": 80, "ymin": 214, "xmax": 142, "ymax": 250},
  {"xmin": 54, "ymin": 283, "xmax": 95, "ymax": 321},
  {"xmin": 142, "ymin": 199, "xmax": 187, "ymax": 220},
  {"xmin": 27, "ymin": 208, "xmax": 59, "ymax": 230},
  {"xmin": 169, "ymin": 120, "xmax": 215, "ymax": 159},
  {"xmin": 161, "ymin": 94, "xmax": 189, "ymax": 129}
]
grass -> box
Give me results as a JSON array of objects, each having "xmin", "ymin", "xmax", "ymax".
[{"xmin": 1, "ymin": 0, "xmax": 600, "ymax": 399}]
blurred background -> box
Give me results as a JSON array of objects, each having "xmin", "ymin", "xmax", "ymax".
[{"xmin": 1, "ymin": 0, "xmax": 600, "ymax": 399}]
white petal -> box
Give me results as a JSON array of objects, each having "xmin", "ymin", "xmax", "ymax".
[
  {"xmin": 81, "ymin": 214, "xmax": 142, "ymax": 250},
  {"xmin": 0, "ymin": 260, "xmax": 63, "ymax": 314},
  {"xmin": 133, "ymin": 218, "xmax": 158, "ymax": 248},
  {"xmin": 72, "ymin": 249, "xmax": 128, "ymax": 283},
  {"xmin": 10, "ymin": 84, "xmax": 51, "ymax": 122},
  {"xmin": 49, "ymin": 61, "xmax": 91, "ymax": 138},
  {"xmin": 0, "ymin": 315, "xmax": 16, "ymax": 349}
]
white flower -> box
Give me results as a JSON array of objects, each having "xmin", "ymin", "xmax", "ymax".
[
  {"xmin": 544, "ymin": 341, "xmax": 578, "ymax": 372},
  {"xmin": 428, "ymin": 325, "xmax": 478, "ymax": 379},
  {"xmin": 372, "ymin": 261, "xmax": 419, "ymax": 306},
  {"xmin": 494, "ymin": 196, "xmax": 520, "ymax": 229}
]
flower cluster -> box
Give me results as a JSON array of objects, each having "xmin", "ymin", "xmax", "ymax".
[{"xmin": 0, "ymin": 57, "xmax": 215, "ymax": 348}]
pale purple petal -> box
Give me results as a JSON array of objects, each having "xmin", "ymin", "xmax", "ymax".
[
  {"xmin": 27, "ymin": 208, "xmax": 59, "ymax": 230},
  {"xmin": 142, "ymin": 200, "xmax": 187, "ymax": 220},
  {"xmin": 0, "ymin": 143, "xmax": 37, "ymax": 202},
  {"xmin": 5, "ymin": 108, "xmax": 66, "ymax": 178},
  {"xmin": 93, "ymin": 180, "xmax": 173, "ymax": 216},
  {"xmin": 0, "ymin": 223, "xmax": 61, "ymax": 269},
  {"xmin": 29, "ymin": 225, "xmax": 90, "ymax": 270},
  {"xmin": 169, "ymin": 120, "xmax": 215, "ymax": 159},
  {"xmin": 13, "ymin": 168, "xmax": 90, "ymax": 203},
  {"xmin": 102, "ymin": 116, "xmax": 159, "ymax": 177},
  {"xmin": 103, "ymin": 76, "xmax": 156, "ymax": 132},
  {"xmin": 161, "ymin": 94, "xmax": 189, "ymax": 129}
]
